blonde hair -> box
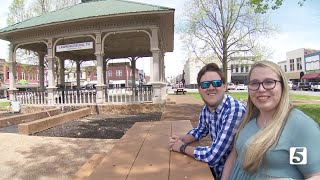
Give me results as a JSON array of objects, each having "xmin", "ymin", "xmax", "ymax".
[{"xmin": 236, "ymin": 61, "xmax": 293, "ymax": 172}]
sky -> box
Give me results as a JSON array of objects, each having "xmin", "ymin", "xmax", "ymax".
[{"xmin": 1, "ymin": 0, "xmax": 320, "ymax": 77}]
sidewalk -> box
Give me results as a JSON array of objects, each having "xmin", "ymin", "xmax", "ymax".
[{"xmin": 0, "ymin": 132, "xmax": 116, "ymax": 180}]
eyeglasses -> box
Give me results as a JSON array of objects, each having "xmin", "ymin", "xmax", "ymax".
[
  {"xmin": 248, "ymin": 79, "xmax": 282, "ymax": 91},
  {"xmin": 200, "ymin": 80, "xmax": 223, "ymax": 89}
]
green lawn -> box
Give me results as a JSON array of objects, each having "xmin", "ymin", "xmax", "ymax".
[
  {"xmin": 187, "ymin": 92, "xmax": 320, "ymax": 124},
  {"xmin": 295, "ymin": 104, "xmax": 320, "ymax": 124},
  {"xmin": 0, "ymin": 102, "xmax": 10, "ymax": 107}
]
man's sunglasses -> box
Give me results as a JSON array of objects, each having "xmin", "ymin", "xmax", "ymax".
[{"xmin": 200, "ymin": 80, "xmax": 223, "ymax": 89}]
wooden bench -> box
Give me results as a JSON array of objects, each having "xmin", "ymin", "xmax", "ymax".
[{"xmin": 81, "ymin": 120, "xmax": 213, "ymax": 180}]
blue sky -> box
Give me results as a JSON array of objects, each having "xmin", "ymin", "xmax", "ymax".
[{"xmin": 0, "ymin": 0, "xmax": 320, "ymax": 77}]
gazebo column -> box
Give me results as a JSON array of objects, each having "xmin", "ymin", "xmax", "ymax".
[
  {"xmin": 46, "ymin": 39, "xmax": 57, "ymax": 104},
  {"xmin": 159, "ymin": 52, "xmax": 164, "ymax": 82},
  {"xmin": 160, "ymin": 52, "xmax": 167, "ymax": 98},
  {"xmin": 150, "ymin": 28, "xmax": 166, "ymax": 104},
  {"xmin": 103, "ymin": 59, "xmax": 107, "ymax": 86},
  {"xmin": 8, "ymin": 44, "xmax": 18, "ymax": 101},
  {"xmin": 149, "ymin": 57, "xmax": 153, "ymax": 83},
  {"xmin": 59, "ymin": 59, "xmax": 65, "ymax": 88},
  {"xmin": 131, "ymin": 57, "xmax": 137, "ymax": 88},
  {"xmin": 76, "ymin": 61, "xmax": 81, "ymax": 89},
  {"xmin": 95, "ymin": 33, "xmax": 105, "ymax": 103},
  {"xmin": 38, "ymin": 52, "xmax": 45, "ymax": 91}
]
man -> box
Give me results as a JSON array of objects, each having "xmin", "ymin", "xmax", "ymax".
[{"xmin": 168, "ymin": 63, "xmax": 246, "ymax": 179}]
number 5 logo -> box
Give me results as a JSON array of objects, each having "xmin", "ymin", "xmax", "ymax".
[{"xmin": 290, "ymin": 147, "xmax": 307, "ymax": 165}]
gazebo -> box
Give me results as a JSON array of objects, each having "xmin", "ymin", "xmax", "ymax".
[{"xmin": 0, "ymin": 0, "xmax": 174, "ymax": 105}]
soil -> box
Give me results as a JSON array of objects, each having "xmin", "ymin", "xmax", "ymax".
[
  {"xmin": 0, "ymin": 112, "xmax": 21, "ymax": 118},
  {"xmin": 33, "ymin": 112, "xmax": 162, "ymax": 139}
]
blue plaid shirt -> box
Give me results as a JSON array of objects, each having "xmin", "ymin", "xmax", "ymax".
[{"xmin": 188, "ymin": 94, "xmax": 246, "ymax": 178}]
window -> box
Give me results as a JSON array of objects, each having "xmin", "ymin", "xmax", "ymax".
[
  {"xmin": 296, "ymin": 58, "xmax": 302, "ymax": 70},
  {"xmin": 284, "ymin": 65, "xmax": 287, "ymax": 72},
  {"xmin": 230, "ymin": 65, "xmax": 234, "ymax": 72},
  {"xmin": 108, "ymin": 70, "xmax": 112, "ymax": 77},
  {"xmin": 245, "ymin": 65, "xmax": 249, "ymax": 72},
  {"xmin": 235, "ymin": 65, "xmax": 239, "ymax": 73},
  {"xmin": 21, "ymin": 72, "xmax": 25, "ymax": 80},
  {"xmin": 290, "ymin": 59, "xmax": 294, "ymax": 71},
  {"xmin": 116, "ymin": 69, "xmax": 122, "ymax": 76},
  {"xmin": 240, "ymin": 65, "xmax": 244, "ymax": 73},
  {"xmin": 7, "ymin": 71, "xmax": 9, "ymax": 80}
]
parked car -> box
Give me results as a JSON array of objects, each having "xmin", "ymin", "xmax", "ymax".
[
  {"xmin": 288, "ymin": 81, "xmax": 293, "ymax": 89},
  {"xmin": 311, "ymin": 82, "xmax": 320, "ymax": 91},
  {"xmin": 300, "ymin": 82, "xmax": 312, "ymax": 91},
  {"xmin": 292, "ymin": 82, "xmax": 300, "ymax": 91},
  {"xmin": 227, "ymin": 83, "xmax": 236, "ymax": 90},
  {"xmin": 236, "ymin": 84, "xmax": 247, "ymax": 90}
]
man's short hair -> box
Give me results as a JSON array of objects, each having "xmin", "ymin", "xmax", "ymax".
[{"xmin": 197, "ymin": 63, "xmax": 226, "ymax": 85}]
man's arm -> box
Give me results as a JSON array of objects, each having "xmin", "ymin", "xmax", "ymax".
[{"xmin": 192, "ymin": 107, "xmax": 244, "ymax": 166}]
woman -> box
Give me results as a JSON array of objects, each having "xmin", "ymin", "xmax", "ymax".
[{"xmin": 221, "ymin": 61, "xmax": 320, "ymax": 180}]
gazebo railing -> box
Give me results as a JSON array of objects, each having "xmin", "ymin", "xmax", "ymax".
[
  {"xmin": 105, "ymin": 85, "xmax": 153, "ymax": 103},
  {"xmin": 13, "ymin": 90, "xmax": 48, "ymax": 105},
  {"xmin": 54, "ymin": 89, "xmax": 96, "ymax": 104},
  {"xmin": 12, "ymin": 85, "xmax": 153, "ymax": 105}
]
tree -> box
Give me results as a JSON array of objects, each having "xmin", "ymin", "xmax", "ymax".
[
  {"xmin": 7, "ymin": 0, "xmax": 80, "ymax": 64},
  {"xmin": 249, "ymin": 0, "xmax": 306, "ymax": 14},
  {"xmin": 7, "ymin": 0, "xmax": 31, "ymax": 25},
  {"xmin": 181, "ymin": 0, "xmax": 274, "ymax": 82}
]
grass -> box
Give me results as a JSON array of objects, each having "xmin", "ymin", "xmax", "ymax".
[
  {"xmin": 0, "ymin": 102, "xmax": 10, "ymax": 107},
  {"xmin": 295, "ymin": 104, "xmax": 320, "ymax": 124},
  {"xmin": 187, "ymin": 92, "xmax": 320, "ymax": 124}
]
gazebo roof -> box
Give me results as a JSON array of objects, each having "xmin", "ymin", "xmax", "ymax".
[{"xmin": 0, "ymin": 0, "xmax": 173, "ymax": 33}]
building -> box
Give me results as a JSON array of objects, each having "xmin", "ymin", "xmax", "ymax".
[
  {"xmin": 181, "ymin": 56, "xmax": 256, "ymax": 88},
  {"xmin": 278, "ymin": 48, "xmax": 320, "ymax": 82},
  {"xmin": 183, "ymin": 59, "xmax": 206, "ymax": 88},
  {"xmin": 229, "ymin": 56, "xmax": 256, "ymax": 84},
  {"xmin": 81, "ymin": 62, "xmax": 145, "ymax": 88},
  {"xmin": 3, "ymin": 63, "xmax": 47, "ymax": 91},
  {"xmin": 107, "ymin": 62, "xmax": 140, "ymax": 88},
  {"xmin": 303, "ymin": 51, "xmax": 320, "ymax": 81},
  {"xmin": 0, "ymin": 59, "xmax": 4, "ymax": 83},
  {"xmin": 0, "ymin": 59, "xmax": 6, "ymax": 97}
]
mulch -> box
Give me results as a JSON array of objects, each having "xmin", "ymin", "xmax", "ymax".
[{"xmin": 33, "ymin": 112, "xmax": 162, "ymax": 139}]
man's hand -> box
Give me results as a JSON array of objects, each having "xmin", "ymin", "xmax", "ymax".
[
  {"xmin": 171, "ymin": 139, "xmax": 184, "ymax": 152},
  {"xmin": 168, "ymin": 135, "xmax": 182, "ymax": 150}
]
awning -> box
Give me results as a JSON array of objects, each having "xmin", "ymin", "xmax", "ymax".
[{"xmin": 301, "ymin": 73, "xmax": 320, "ymax": 79}]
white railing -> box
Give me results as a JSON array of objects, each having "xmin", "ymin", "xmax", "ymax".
[
  {"xmin": 13, "ymin": 86, "xmax": 153, "ymax": 105},
  {"xmin": 54, "ymin": 89, "xmax": 96, "ymax": 104},
  {"xmin": 13, "ymin": 91, "xmax": 47, "ymax": 105},
  {"xmin": 105, "ymin": 86, "xmax": 153, "ymax": 103}
]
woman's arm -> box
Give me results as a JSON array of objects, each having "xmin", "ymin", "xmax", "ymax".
[{"xmin": 221, "ymin": 148, "xmax": 237, "ymax": 180}]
